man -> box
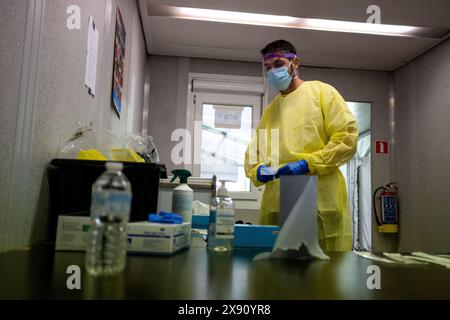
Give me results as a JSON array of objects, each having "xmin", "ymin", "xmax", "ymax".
[{"xmin": 244, "ymin": 39, "xmax": 358, "ymax": 251}]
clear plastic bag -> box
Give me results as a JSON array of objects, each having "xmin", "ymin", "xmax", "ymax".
[
  {"xmin": 59, "ymin": 122, "xmax": 120, "ymax": 160},
  {"xmin": 120, "ymin": 133, "xmax": 160, "ymax": 163},
  {"xmin": 60, "ymin": 122, "xmax": 103, "ymax": 159}
]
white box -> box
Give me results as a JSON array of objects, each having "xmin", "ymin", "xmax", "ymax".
[
  {"xmin": 55, "ymin": 216, "xmax": 191, "ymax": 255},
  {"xmin": 55, "ymin": 215, "xmax": 91, "ymax": 251},
  {"xmin": 127, "ymin": 221, "xmax": 191, "ymax": 255}
]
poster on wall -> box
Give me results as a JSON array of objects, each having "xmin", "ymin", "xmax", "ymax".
[{"xmin": 111, "ymin": 7, "xmax": 126, "ymax": 117}]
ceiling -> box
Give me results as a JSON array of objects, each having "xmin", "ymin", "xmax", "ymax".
[{"xmin": 138, "ymin": 0, "xmax": 450, "ymax": 71}]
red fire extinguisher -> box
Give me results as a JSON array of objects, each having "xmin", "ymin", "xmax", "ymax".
[{"xmin": 373, "ymin": 182, "xmax": 399, "ymax": 233}]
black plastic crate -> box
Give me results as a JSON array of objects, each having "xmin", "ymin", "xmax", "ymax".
[{"xmin": 47, "ymin": 159, "xmax": 166, "ymax": 241}]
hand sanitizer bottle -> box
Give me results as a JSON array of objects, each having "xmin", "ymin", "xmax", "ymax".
[
  {"xmin": 171, "ymin": 169, "xmax": 193, "ymax": 223},
  {"xmin": 207, "ymin": 180, "xmax": 235, "ymax": 252}
]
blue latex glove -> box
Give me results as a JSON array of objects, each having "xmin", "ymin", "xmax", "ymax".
[
  {"xmin": 257, "ymin": 165, "xmax": 276, "ymax": 183},
  {"xmin": 149, "ymin": 211, "xmax": 183, "ymax": 224},
  {"xmin": 276, "ymin": 159, "xmax": 309, "ymax": 177}
]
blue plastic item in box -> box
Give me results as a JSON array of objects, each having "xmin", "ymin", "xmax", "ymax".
[
  {"xmin": 233, "ymin": 224, "xmax": 280, "ymax": 249},
  {"xmin": 148, "ymin": 211, "xmax": 183, "ymax": 224},
  {"xmin": 192, "ymin": 214, "xmax": 209, "ymax": 229}
]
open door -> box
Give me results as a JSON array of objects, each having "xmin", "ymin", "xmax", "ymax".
[{"xmin": 340, "ymin": 102, "xmax": 371, "ymax": 251}]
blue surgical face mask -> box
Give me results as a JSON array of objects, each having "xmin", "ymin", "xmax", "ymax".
[{"xmin": 266, "ymin": 61, "xmax": 293, "ymax": 92}]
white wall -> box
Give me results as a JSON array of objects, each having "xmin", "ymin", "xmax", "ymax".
[
  {"xmin": 125, "ymin": 5, "xmax": 147, "ymax": 134},
  {"xmin": 394, "ymin": 38, "xmax": 450, "ymax": 253},
  {"xmin": 0, "ymin": 0, "xmax": 147, "ymax": 252},
  {"xmin": 0, "ymin": 0, "xmax": 28, "ymax": 252},
  {"xmin": 26, "ymin": 0, "xmax": 107, "ymax": 248}
]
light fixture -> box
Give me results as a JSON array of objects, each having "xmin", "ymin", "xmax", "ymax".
[
  {"xmin": 301, "ymin": 18, "xmax": 419, "ymax": 36},
  {"xmin": 172, "ymin": 6, "xmax": 298, "ymax": 28},
  {"xmin": 148, "ymin": 4, "xmax": 447, "ymax": 38}
]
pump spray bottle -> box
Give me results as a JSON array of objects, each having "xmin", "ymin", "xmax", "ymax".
[
  {"xmin": 171, "ymin": 169, "xmax": 193, "ymax": 223},
  {"xmin": 207, "ymin": 180, "xmax": 235, "ymax": 252}
]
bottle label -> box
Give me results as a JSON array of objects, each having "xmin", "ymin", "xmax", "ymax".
[
  {"xmin": 215, "ymin": 208, "xmax": 234, "ymax": 239},
  {"xmin": 172, "ymin": 193, "xmax": 193, "ymax": 222},
  {"xmin": 91, "ymin": 190, "xmax": 131, "ymax": 219}
]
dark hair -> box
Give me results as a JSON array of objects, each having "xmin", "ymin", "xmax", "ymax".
[{"xmin": 260, "ymin": 39, "xmax": 297, "ymax": 56}]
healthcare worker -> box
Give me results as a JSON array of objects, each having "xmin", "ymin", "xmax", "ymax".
[{"xmin": 244, "ymin": 39, "xmax": 358, "ymax": 251}]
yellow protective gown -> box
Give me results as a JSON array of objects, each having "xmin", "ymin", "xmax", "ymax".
[{"xmin": 244, "ymin": 80, "xmax": 358, "ymax": 251}]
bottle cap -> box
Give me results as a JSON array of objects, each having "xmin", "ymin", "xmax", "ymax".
[
  {"xmin": 217, "ymin": 180, "xmax": 232, "ymax": 197},
  {"xmin": 170, "ymin": 169, "xmax": 192, "ymax": 184},
  {"xmin": 106, "ymin": 162, "xmax": 123, "ymax": 171}
]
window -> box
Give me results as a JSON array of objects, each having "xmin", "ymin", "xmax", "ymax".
[
  {"xmin": 187, "ymin": 73, "xmax": 264, "ymax": 199},
  {"xmin": 200, "ymin": 104, "xmax": 253, "ymax": 191}
]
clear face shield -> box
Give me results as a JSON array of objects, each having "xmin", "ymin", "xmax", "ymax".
[{"xmin": 262, "ymin": 52, "xmax": 298, "ymax": 92}]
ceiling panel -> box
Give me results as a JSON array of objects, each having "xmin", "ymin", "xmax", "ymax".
[
  {"xmin": 147, "ymin": 0, "xmax": 450, "ymax": 29},
  {"xmin": 140, "ymin": 0, "xmax": 449, "ymax": 71}
]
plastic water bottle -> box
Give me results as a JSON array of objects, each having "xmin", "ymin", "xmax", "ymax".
[
  {"xmin": 85, "ymin": 162, "xmax": 132, "ymax": 276},
  {"xmin": 207, "ymin": 180, "xmax": 235, "ymax": 252}
]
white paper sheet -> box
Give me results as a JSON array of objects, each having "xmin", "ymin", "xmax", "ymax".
[
  {"xmin": 411, "ymin": 252, "xmax": 450, "ymax": 268},
  {"xmin": 84, "ymin": 16, "xmax": 98, "ymax": 96},
  {"xmin": 354, "ymin": 251, "xmax": 396, "ymax": 264},
  {"xmin": 253, "ymin": 176, "xmax": 329, "ymax": 262},
  {"xmin": 214, "ymin": 105, "xmax": 243, "ymax": 129},
  {"xmin": 383, "ymin": 252, "xmax": 428, "ymax": 265}
]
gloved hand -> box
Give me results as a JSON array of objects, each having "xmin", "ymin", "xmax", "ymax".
[
  {"xmin": 276, "ymin": 159, "xmax": 309, "ymax": 177},
  {"xmin": 257, "ymin": 165, "xmax": 276, "ymax": 183}
]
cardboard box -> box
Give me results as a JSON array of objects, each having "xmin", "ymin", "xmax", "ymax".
[
  {"xmin": 55, "ymin": 215, "xmax": 91, "ymax": 251},
  {"xmin": 127, "ymin": 221, "xmax": 191, "ymax": 255},
  {"xmin": 193, "ymin": 215, "xmax": 280, "ymax": 249}
]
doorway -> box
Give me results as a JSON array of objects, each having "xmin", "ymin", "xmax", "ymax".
[{"xmin": 340, "ymin": 102, "xmax": 372, "ymax": 251}]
